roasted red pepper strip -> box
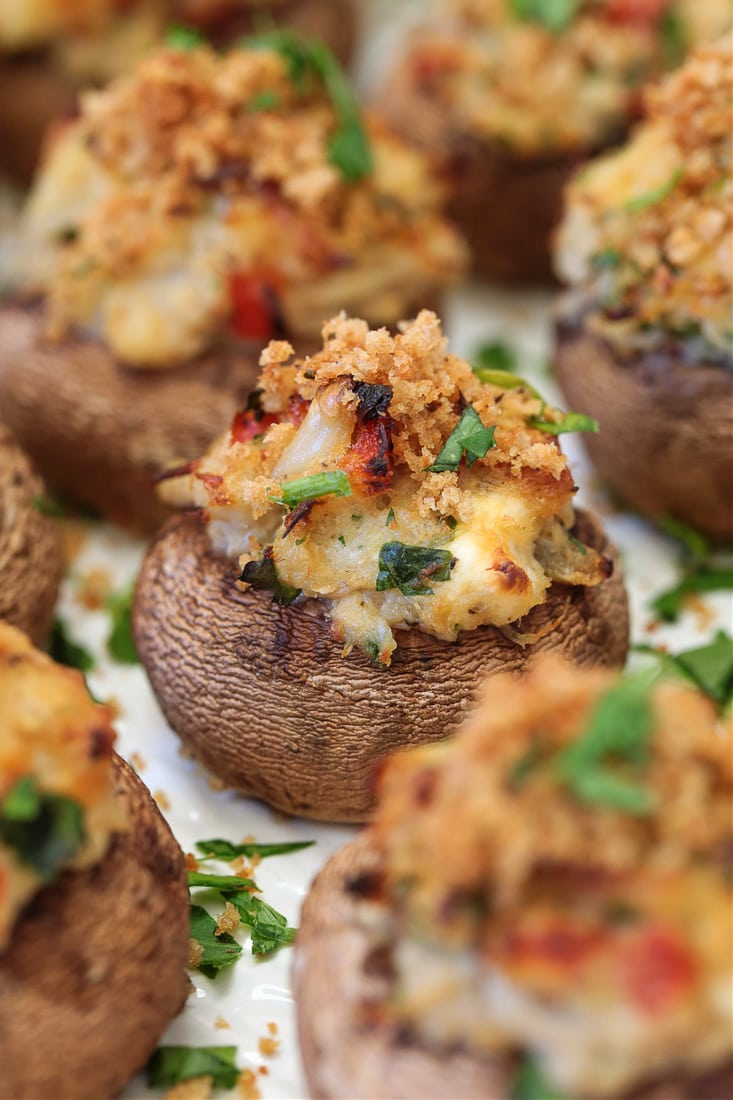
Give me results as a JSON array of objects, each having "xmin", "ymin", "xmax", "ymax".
[
  {"xmin": 619, "ymin": 924, "xmax": 697, "ymax": 1015},
  {"xmin": 605, "ymin": 0, "xmax": 669, "ymax": 26}
]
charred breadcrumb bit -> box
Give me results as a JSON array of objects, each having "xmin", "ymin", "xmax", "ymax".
[
  {"xmin": 214, "ymin": 1016, "xmax": 231, "ymax": 1030},
  {"xmin": 129, "ymin": 750, "xmax": 146, "ymax": 772},
  {"xmin": 266, "ymin": 1022, "xmax": 278, "ymax": 1036},
  {"xmin": 185, "ymin": 852, "xmax": 200, "ymax": 872}
]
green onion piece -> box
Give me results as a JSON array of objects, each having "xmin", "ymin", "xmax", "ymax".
[
  {"xmin": 511, "ymin": 1054, "xmax": 569, "ymax": 1100},
  {"xmin": 427, "ymin": 407, "xmax": 496, "ymax": 473},
  {"xmin": 472, "ymin": 364, "xmax": 543, "ymax": 401},
  {"xmin": 474, "ymin": 339, "xmax": 518, "ymax": 373},
  {"xmin": 555, "ymin": 671, "xmax": 656, "ymax": 815},
  {"xmin": 165, "ymin": 24, "xmax": 205, "ymax": 49},
  {"xmin": 376, "ymin": 542, "xmax": 455, "ymax": 596},
  {"xmin": 188, "ymin": 871, "xmax": 257, "ymax": 892},
  {"xmin": 530, "ymin": 412, "xmax": 599, "ymax": 435},
  {"xmin": 195, "ymin": 838, "xmax": 315, "ymax": 860},
  {"xmin": 246, "ymin": 30, "xmax": 372, "ymax": 181},
  {"xmin": 147, "ymin": 1046, "xmax": 239, "ymax": 1089},
  {"xmin": 508, "ymin": 0, "xmax": 581, "ymax": 33},
  {"xmin": 274, "ymin": 470, "xmax": 351, "ymax": 508},
  {"xmin": 0, "ymin": 776, "xmax": 85, "ymax": 882},
  {"xmin": 188, "ymin": 905, "xmax": 242, "ymax": 978},
  {"xmin": 624, "ymin": 168, "xmax": 683, "ymax": 214}
]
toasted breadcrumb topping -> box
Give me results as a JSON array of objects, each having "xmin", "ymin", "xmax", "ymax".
[
  {"xmin": 12, "ymin": 44, "xmax": 466, "ymax": 366},
  {"xmin": 167, "ymin": 312, "xmax": 609, "ymax": 662},
  {"xmin": 386, "ymin": 0, "xmax": 730, "ymax": 155},
  {"xmin": 374, "ymin": 657, "xmax": 731, "ymax": 924},
  {"xmin": 0, "ymin": 622, "xmax": 126, "ymax": 950},
  {"xmin": 367, "ymin": 657, "xmax": 732, "ymax": 1094},
  {"xmin": 556, "ymin": 37, "xmax": 732, "ymax": 354}
]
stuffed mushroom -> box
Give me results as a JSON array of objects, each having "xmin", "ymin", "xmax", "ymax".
[
  {"xmin": 554, "ymin": 36, "xmax": 732, "ymax": 541},
  {"xmin": 0, "ymin": 37, "xmax": 466, "ymax": 531},
  {"xmin": 0, "ymin": 423, "xmax": 63, "ymax": 644},
  {"xmin": 294, "ymin": 656, "xmax": 733, "ymax": 1099},
  {"xmin": 377, "ymin": 0, "xmax": 731, "ymax": 283},
  {"xmin": 0, "ymin": 0, "xmax": 355, "ymax": 184},
  {"xmin": 134, "ymin": 310, "xmax": 628, "ymax": 821},
  {"xmin": 0, "ymin": 622, "xmax": 191, "ymax": 1099}
]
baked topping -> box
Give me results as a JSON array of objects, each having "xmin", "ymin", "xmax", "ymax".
[
  {"xmin": 10, "ymin": 39, "xmax": 466, "ymax": 367},
  {"xmin": 0, "ymin": 623, "xmax": 126, "ymax": 950},
  {"xmin": 367, "ymin": 658, "xmax": 732, "ymax": 1095},
  {"xmin": 556, "ymin": 37, "xmax": 732, "ymax": 355},
  {"xmin": 388, "ymin": 0, "xmax": 730, "ymax": 156},
  {"xmin": 164, "ymin": 311, "xmax": 608, "ymax": 664}
]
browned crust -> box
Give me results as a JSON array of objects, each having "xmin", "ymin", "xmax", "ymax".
[
  {"xmin": 0, "ymin": 753, "xmax": 190, "ymax": 1100},
  {"xmin": 0, "ymin": 423, "xmax": 64, "ymax": 643},
  {"xmin": 133, "ymin": 508, "xmax": 629, "ymax": 822},
  {"xmin": 0, "ymin": 302, "xmax": 261, "ymax": 532},
  {"xmin": 554, "ymin": 318, "xmax": 733, "ymax": 542},
  {"xmin": 378, "ymin": 64, "xmax": 597, "ymax": 285},
  {"xmin": 294, "ymin": 833, "xmax": 733, "ymax": 1100}
]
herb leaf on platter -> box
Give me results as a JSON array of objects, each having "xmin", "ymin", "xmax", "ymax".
[
  {"xmin": 147, "ymin": 1045, "xmax": 239, "ymax": 1089},
  {"xmin": 188, "ymin": 904, "xmax": 243, "ymax": 978},
  {"xmin": 195, "ymin": 838, "xmax": 315, "ymax": 860}
]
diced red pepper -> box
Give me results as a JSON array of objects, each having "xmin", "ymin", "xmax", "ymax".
[
  {"xmin": 501, "ymin": 919, "xmax": 605, "ymax": 973},
  {"xmin": 228, "ymin": 272, "xmax": 278, "ymax": 343},
  {"xmin": 619, "ymin": 924, "xmax": 698, "ymax": 1015},
  {"xmin": 605, "ymin": 0, "xmax": 669, "ymax": 27},
  {"xmin": 230, "ymin": 408, "xmax": 278, "ymax": 445}
]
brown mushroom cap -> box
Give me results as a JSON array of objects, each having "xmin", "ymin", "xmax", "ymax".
[
  {"xmin": 133, "ymin": 507, "xmax": 629, "ymax": 822},
  {"xmin": 0, "ymin": 302, "xmax": 261, "ymax": 532},
  {"xmin": 0, "ymin": 752, "xmax": 190, "ymax": 1100},
  {"xmin": 378, "ymin": 60, "xmax": 607, "ymax": 285},
  {"xmin": 293, "ymin": 832, "xmax": 733, "ymax": 1100},
  {"xmin": 554, "ymin": 318, "xmax": 733, "ymax": 542},
  {"xmin": 0, "ymin": 422, "xmax": 64, "ymax": 643}
]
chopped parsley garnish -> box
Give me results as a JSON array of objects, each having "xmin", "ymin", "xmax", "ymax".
[
  {"xmin": 555, "ymin": 672, "xmax": 656, "ymax": 815},
  {"xmin": 635, "ymin": 632, "xmax": 733, "ymax": 710},
  {"xmin": 511, "ymin": 1054, "xmax": 568, "ymax": 1100},
  {"xmin": 474, "ymin": 339, "xmax": 518, "ymax": 374},
  {"xmin": 507, "ymin": 741, "xmax": 545, "ymax": 792},
  {"xmin": 195, "ymin": 837, "xmax": 315, "ymax": 861},
  {"xmin": 385, "ymin": 507, "xmax": 396, "ymax": 526},
  {"xmin": 508, "ymin": 0, "xmax": 581, "ymax": 33},
  {"xmin": 31, "ymin": 494, "xmax": 65, "ymax": 517},
  {"xmin": 147, "ymin": 1046, "xmax": 239, "ymax": 1090},
  {"xmin": 427, "ymin": 407, "xmax": 496, "ymax": 472},
  {"xmin": 651, "ymin": 565, "xmax": 733, "ymax": 622},
  {"xmin": 624, "ymin": 168, "xmax": 683, "ymax": 214},
  {"xmin": 189, "ymin": 867, "xmax": 298, "ymax": 957},
  {"xmin": 590, "ymin": 248, "xmax": 622, "ymax": 271},
  {"xmin": 189, "ymin": 904, "xmax": 243, "ymax": 978},
  {"xmin": 376, "ymin": 542, "xmax": 455, "ymax": 596},
  {"xmin": 530, "ymin": 411, "xmax": 599, "ymax": 435},
  {"xmin": 0, "ymin": 776, "xmax": 85, "ymax": 882},
  {"xmin": 105, "ymin": 585, "xmax": 138, "ymax": 664},
  {"xmin": 240, "ymin": 548, "xmax": 302, "ymax": 605},
  {"xmin": 246, "ymin": 29, "xmax": 372, "ymax": 181},
  {"xmin": 49, "ymin": 618, "xmax": 94, "ymax": 673},
  {"xmin": 165, "ymin": 24, "xmax": 205, "ymax": 50},
  {"xmin": 337, "ymin": 534, "xmax": 346, "ymax": 546},
  {"xmin": 660, "ymin": 7, "xmax": 687, "ymax": 69},
  {"xmin": 248, "ymin": 89, "xmax": 281, "ymax": 112},
  {"xmin": 273, "ymin": 470, "xmax": 351, "ymax": 508}
]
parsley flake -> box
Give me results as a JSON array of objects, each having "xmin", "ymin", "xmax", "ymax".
[
  {"xmin": 188, "ymin": 904, "xmax": 243, "ymax": 978},
  {"xmin": 427, "ymin": 407, "xmax": 496, "ymax": 473},
  {"xmin": 106, "ymin": 585, "xmax": 138, "ymax": 664},
  {"xmin": 147, "ymin": 1046, "xmax": 239, "ymax": 1090},
  {"xmin": 376, "ymin": 542, "xmax": 455, "ymax": 596},
  {"xmin": 508, "ymin": 0, "xmax": 581, "ymax": 33},
  {"xmin": 511, "ymin": 1054, "xmax": 568, "ymax": 1100},
  {"xmin": 0, "ymin": 776, "xmax": 85, "ymax": 882}
]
